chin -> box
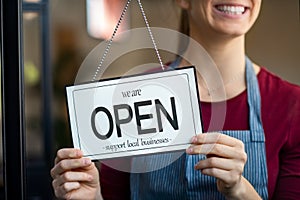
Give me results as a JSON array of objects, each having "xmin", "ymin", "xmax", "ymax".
[{"xmin": 214, "ymin": 24, "xmax": 250, "ymax": 38}]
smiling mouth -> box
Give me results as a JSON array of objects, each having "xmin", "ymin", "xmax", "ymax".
[{"xmin": 215, "ymin": 5, "xmax": 247, "ymax": 15}]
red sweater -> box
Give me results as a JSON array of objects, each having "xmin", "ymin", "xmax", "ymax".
[{"xmin": 100, "ymin": 67, "xmax": 300, "ymax": 199}]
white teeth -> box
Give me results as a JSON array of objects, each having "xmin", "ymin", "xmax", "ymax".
[{"xmin": 217, "ymin": 5, "xmax": 245, "ymax": 15}]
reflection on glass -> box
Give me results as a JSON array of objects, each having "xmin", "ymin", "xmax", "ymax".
[
  {"xmin": 23, "ymin": 12, "xmax": 43, "ymax": 160},
  {"xmin": 23, "ymin": 0, "xmax": 41, "ymax": 2},
  {"xmin": 86, "ymin": 0, "xmax": 129, "ymax": 39},
  {"xmin": 23, "ymin": 12, "xmax": 38, "ymax": 21}
]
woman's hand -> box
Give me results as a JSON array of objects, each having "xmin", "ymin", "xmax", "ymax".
[
  {"xmin": 51, "ymin": 148, "xmax": 102, "ymax": 200},
  {"xmin": 186, "ymin": 132, "xmax": 261, "ymax": 199}
]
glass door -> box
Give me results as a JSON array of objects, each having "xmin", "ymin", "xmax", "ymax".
[{"xmin": 1, "ymin": 0, "xmax": 53, "ymax": 199}]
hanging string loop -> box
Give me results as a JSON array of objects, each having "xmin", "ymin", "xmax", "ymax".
[{"xmin": 91, "ymin": 0, "xmax": 164, "ymax": 82}]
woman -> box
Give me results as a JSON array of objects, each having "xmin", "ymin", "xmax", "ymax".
[{"xmin": 51, "ymin": 0, "xmax": 300, "ymax": 199}]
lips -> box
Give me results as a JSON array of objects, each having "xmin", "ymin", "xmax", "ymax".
[{"xmin": 215, "ymin": 5, "xmax": 248, "ymax": 15}]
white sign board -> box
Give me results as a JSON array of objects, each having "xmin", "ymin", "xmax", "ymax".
[{"xmin": 66, "ymin": 67, "xmax": 202, "ymax": 160}]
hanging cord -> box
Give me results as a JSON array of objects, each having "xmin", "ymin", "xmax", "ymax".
[
  {"xmin": 91, "ymin": 0, "xmax": 165, "ymax": 81},
  {"xmin": 136, "ymin": 0, "xmax": 165, "ymax": 71},
  {"xmin": 91, "ymin": 0, "xmax": 132, "ymax": 82}
]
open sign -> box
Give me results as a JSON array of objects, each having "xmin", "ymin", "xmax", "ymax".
[{"xmin": 66, "ymin": 67, "xmax": 202, "ymax": 160}]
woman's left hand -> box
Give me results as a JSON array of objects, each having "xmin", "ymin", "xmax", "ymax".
[{"xmin": 186, "ymin": 132, "xmax": 250, "ymax": 198}]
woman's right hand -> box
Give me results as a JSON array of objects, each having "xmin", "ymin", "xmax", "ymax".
[{"xmin": 51, "ymin": 148, "xmax": 102, "ymax": 200}]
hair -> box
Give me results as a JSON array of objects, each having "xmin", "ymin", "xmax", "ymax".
[
  {"xmin": 179, "ymin": 9, "xmax": 190, "ymax": 36},
  {"xmin": 177, "ymin": 8, "xmax": 190, "ymax": 55}
]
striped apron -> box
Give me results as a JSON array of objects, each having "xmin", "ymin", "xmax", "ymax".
[{"xmin": 130, "ymin": 57, "xmax": 268, "ymax": 199}]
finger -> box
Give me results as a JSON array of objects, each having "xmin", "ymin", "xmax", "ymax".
[
  {"xmin": 54, "ymin": 148, "xmax": 83, "ymax": 164},
  {"xmin": 194, "ymin": 157, "xmax": 244, "ymax": 172},
  {"xmin": 51, "ymin": 158, "xmax": 92, "ymax": 178},
  {"xmin": 191, "ymin": 133, "xmax": 244, "ymax": 148},
  {"xmin": 53, "ymin": 171, "xmax": 93, "ymax": 188},
  {"xmin": 187, "ymin": 143, "xmax": 245, "ymax": 159},
  {"xmin": 55, "ymin": 182, "xmax": 81, "ymax": 199},
  {"xmin": 56, "ymin": 187, "xmax": 97, "ymax": 200},
  {"xmin": 201, "ymin": 168, "xmax": 241, "ymax": 186}
]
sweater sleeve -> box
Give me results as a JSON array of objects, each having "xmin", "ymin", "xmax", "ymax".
[
  {"xmin": 100, "ymin": 162, "xmax": 131, "ymax": 200},
  {"xmin": 272, "ymin": 86, "xmax": 300, "ymax": 199}
]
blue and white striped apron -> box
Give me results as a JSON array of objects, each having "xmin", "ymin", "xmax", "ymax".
[{"xmin": 130, "ymin": 57, "xmax": 268, "ymax": 199}]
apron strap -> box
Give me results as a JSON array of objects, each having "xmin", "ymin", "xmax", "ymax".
[
  {"xmin": 245, "ymin": 57, "xmax": 265, "ymax": 142},
  {"xmin": 170, "ymin": 56, "xmax": 265, "ymax": 142},
  {"xmin": 168, "ymin": 56, "xmax": 182, "ymax": 70}
]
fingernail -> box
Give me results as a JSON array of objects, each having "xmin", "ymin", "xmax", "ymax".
[
  {"xmin": 186, "ymin": 147, "xmax": 193, "ymax": 154},
  {"xmin": 191, "ymin": 136, "xmax": 197, "ymax": 143},
  {"xmin": 84, "ymin": 158, "xmax": 91, "ymax": 165},
  {"xmin": 87, "ymin": 175, "xmax": 93, "ymax": 181}
]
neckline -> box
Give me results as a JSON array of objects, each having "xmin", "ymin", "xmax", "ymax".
[
  {"xmin": 200, "ymin": 68, "xmax": 263, "ymax": 104},
  {"xmin": 168, "ymin": 57, "xmax": 263, "ymax": 104}
]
